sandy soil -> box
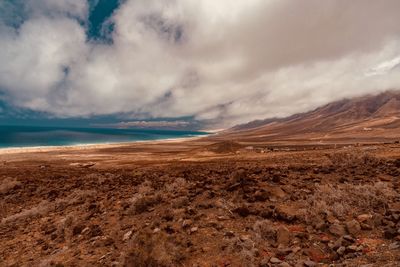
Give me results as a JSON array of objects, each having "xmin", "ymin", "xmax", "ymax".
[{"xmin": 1, "ymin": 138, "xmax": 400, "ymax": 266}]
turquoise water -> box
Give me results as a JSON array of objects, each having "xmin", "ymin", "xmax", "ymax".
[{"xmin": 0, "ymin": 126, "xmax": 208, "ymax": 148}]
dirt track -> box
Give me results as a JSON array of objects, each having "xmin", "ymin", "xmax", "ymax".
[{"xmin": 1, "ymin": 139, "xmax": 400, "ymax": 266}]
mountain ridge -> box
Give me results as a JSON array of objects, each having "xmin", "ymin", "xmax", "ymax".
[{"xmin": 221, "ymin": 90, "xmax": 400, "ymax": 143}]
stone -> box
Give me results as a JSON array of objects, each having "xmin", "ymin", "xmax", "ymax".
[
  {"xmin": 337, "ymin": 246, "xmax": 346, "ymax": 255},
  {"xmin": 190, "ymin": 227, "xmax": 198, "ymax": 233},
  {"xmin": 389, "ymin": 242, "xmax": 400, "ymax": 250},
  {"xmin": 347, "ymin": 245, "xmax": 359, "ymax": 252},
  {"xmin": 325, "ymin": 212, "xmax": 337, "ymax": 224},
  {"xmin": 372, "ymin": 213, "xmax": 383, "ymax": 226},
  {"xmin": 278, "ymin": 262, "xmax": 291, "ymax": 267},
  {"xmin": 346, "ymin": 220, "xmax": 361, "ymax": 236},
  {"xmin": 331, "ymin": 237, "xmax": 344, "ymax": 250},
  {"xmin": 360, "ymin": 222, "xmax": 373, "ymax": 230},
  {"xmin": 384, "ymin": 227, "xmax": 397, "ymax": 239},
  {"xmin": 182, "ymin": 219, "xmax": 193, "ymax": 228},
  {"xmin": 276, "ymin": 247, "xmax": 292, "ymax": 257},
  {"xmin": 123, "ymin": 230, "xmax": 133, "ymax": 241},
  {"xmin": 357, "ymin": 214, "xmax": 372, "ymax": 223},
  {"xmin": 329, "ymin": 223, "xmax": 346, "ymax": 236},
  {"xmin": 233, "ymin": 206, "xmax": 251, "ymax": 217},
  {"xmin": 224, "ymin": 231, "xmax": 235, "ymax": 238},
  {"xmin": 343, "ymin": 235, "xmax": 355, "ymax": 242},
  {"xmin": 303, "ymin": 261, "xmax": 317, "ymax": 267},
  {"xmin": 270, "ymin": 257, "xmax": 282, "ymax": 264},
  {"xmin": 267, "ymin": 186, "xmax": 286, "ymax": 200},
  {"xmin": 277, "ymin": 226, "xmax": 291, "ymax": 246},
  {"xmin": 259, "ymin": 258, "xmax": 270, "ymax": 267}
]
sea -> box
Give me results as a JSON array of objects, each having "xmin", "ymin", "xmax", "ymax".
[{"xmin": 0, "ymin": 125, "xmax": 208, "ymax": 148}]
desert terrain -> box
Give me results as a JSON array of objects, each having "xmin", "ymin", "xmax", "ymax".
[
  {"xmin": 1, "ymin": 137, "xmax": 400, "ymax": 267},
  {"xmin": 1, "ymin": 92, "xmax": 400, "ymax": 267}
]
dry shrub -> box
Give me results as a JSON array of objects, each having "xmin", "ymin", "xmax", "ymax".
[
  {"xmin": 307, "ymin": 182, "xmax": 398, "ymax": 219},
  {"xmin": 123, "ymin": 231, "xmax": 185, "ymax": 267},
  {"xmin": 1, "ymin": 200, "xmax": 54, "ymax": 225},
  {"xmin": 1, "ymin": 189, "xmax": 96, "ymax": 225},
  {"xmin": 207, "ymin": 141, "xmax": 242, "ymax": 153},
  {"xmin": 253, "ymin": 220, "xmax": 276, "ymax": 241},
  {"xmin": 0, "ymin": 177, "xmax": 21, "ymax": 194},
  {"xmin": 327, "ymin": 151, "xmax": 383, "ymax": 167},
  {"xmin": 127, "ymin": 193, "xmax": 163, "ymax": 215}
]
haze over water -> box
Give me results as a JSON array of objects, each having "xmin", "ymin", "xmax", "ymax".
[{"xmin": 0, "ymin": 126, "xmax": 207, "ymax": 148}]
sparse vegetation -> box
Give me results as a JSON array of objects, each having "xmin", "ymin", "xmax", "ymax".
[
  {"xmin": 0, "ymin": 177, "xmax": 21, "ymax": 194},
  {"xmin": 307, "ymin": 182, "xmax": 398, "ymax": 219},
  {"xmin": 327, "ymin": 150, "xmax": 384, "ymax": 168}
]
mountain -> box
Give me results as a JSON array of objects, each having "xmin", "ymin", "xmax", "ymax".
[{"xmin": 219, "ymin": 91, "xmax": 400, "ymax": 143}]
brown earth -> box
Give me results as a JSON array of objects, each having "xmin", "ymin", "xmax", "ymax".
[
  {"xmin": 1, "ymin": 138, "xmax": 400, "ymax": 267},
  {"xmin": 220, "ymin": 91, "xmax": 400, "ymax": 144}
]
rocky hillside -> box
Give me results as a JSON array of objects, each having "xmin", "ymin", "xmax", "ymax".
[{"xmin": 223, "ymin": 91, "xmax": 400, "ymax": 143}]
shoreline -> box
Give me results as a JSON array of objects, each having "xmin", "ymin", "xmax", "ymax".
[{"xmin": 0, "ymin": 135, "xmax": 208, "ymax": 155}]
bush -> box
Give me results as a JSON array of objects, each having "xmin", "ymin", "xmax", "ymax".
[
  {"xmin": 123, "ymin": 231, "xmax": 184, "ymax": 267},
  {"xmin": 327, "ymin": 151, "xmax": 383, "ymax": 168},
  {"xmin": 306, "ymin": 182, "xmax": 398, "ymax": 219},
  {"xmin": 0, "ymin": 177, "xmax": 21, "ymax": 194}
]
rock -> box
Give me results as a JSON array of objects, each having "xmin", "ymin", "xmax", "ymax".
[
  {"xmin": 233, "ymin": 206, "xmax": 251, "ymax": 217},
  {"xmin": 343, "ymin": 235, "xmax": 355, "ymax": 243},
  {"xmin": 267, "ymin": 186, "xmax": 286, "ymax": 201},
  {"xmin": 325, "ymin": 211, "xmax": 337, "ymax": 224},
  {"xmin": 347, "ymin": 245, "xmax": 359, "ymax": 252},
  {"xmin": 277, "ymin": 226, "xmax": 291, "ymax": 246},
  {"xmin": 123, "ymin": 230, "xmax": 133, "ymax": 241},
  {"xmin": 72, "ymin": 224, "xmax": 85, "ymax": 236},
  {"xmin": 190, "ymin": 227, "xmax": 198, "ymax": 234},
  {"xmin": 224, "ymin": 231, "xmax": 235, "ymax": 238},
  {"xmin": 270, "ymin": 257, "xmax": 282, "ymax": 264},
  {"xmin": 303, "ymin": 261, "xmax": 317, "ymax": 267},
  {"xmin": 182, "ymin": 219, "xmax": 193, "ymax": 228},
  {"xmin": 329, "ymin": 223, "xmax": 346, "ymax": 236},
  {"xmin": 260, "ymin": 258, "xmax": 270, "ymax": 267},
  {"xmin": 384, "ymin": 227, "xmax": 397, "ymax": 239},
  {"xmin": 275, "ymin": 205, "xmax": 298, "ymax": 222},
  {"xmin": 278, "ymin": 262, "xmax": 291, "ymax": 267},
  {"xmin": 337, "ymin": 246, "xmax": 346, "ymax": 255},
  {"xmin": 372, "ymin": 213, "xmax": 383, "ymax": 226},
  {"xmin": 357, "ymin": 214, "xmax": 372, "ymax": 223},
  {"xmin": 331, "ymin": 237, "xmax": 344, "ymax": 250},
  {"xmin": 389, "ymin": 242, "xmax": 400, "ymax": 250},
  {"xmin": 346, "ymin": 220, "xmax": 361, "ymax": 236},
  {"xmin": 254, "ymin": 190, "xmax": 269, "ymax": 202},
  {"xmin": 81, "ymin": 227, "xmax": 90, "ymax": 235},
  {"xmin": 360, "ymin": 222, "xmax": 373, "ymax": 230}
]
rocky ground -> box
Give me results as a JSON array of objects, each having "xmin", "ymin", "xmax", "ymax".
[{"xmin": 0, "ymin": 140, "xmax": 400, "ymax": 266}]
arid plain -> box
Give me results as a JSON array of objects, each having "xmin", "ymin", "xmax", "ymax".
[{"xmin": 1, "ymin": 92, "xmax": 400, "ymax": 267}]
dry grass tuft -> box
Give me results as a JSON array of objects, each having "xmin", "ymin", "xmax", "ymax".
[
  {"xmin": 306, "ymin": 182, "xmax": 398, "ymax": 219},
  {"xmin": 124, "ymin": 231, "xmax": 185, "ymax": 267},
  {"xmin": 1, "ymin": 200, "xmax": 53, "ymax": 225},
  {"xmin": 0, "ymin": 177, "xmax": 21, "ymax": 194},
  {"xmin": 327, "ymin": 151, "xmax": 383, "ymax": 167}
]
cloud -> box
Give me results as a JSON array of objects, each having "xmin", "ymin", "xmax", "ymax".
[{"xmin": 1, "ymin": 0, "xmax": 400, "ymax": 128}]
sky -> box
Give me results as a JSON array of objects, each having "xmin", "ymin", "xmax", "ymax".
[{"xmin": 1, "ymin": 0, "xmax": 400, "ymax": 129}]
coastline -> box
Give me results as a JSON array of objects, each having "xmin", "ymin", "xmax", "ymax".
[{"xmin": 0, "ymin": 135, "xmax": 209, "ymax": 155}]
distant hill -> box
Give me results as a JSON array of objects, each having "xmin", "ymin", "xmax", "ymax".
[{"xmin": 219, "ymin": 91, "xmax": 400, "ymax": 143}]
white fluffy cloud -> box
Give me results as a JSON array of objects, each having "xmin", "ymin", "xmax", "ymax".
[{"xmin": 1, "ymin": 0, "xmax": 400, "ymax": 127}]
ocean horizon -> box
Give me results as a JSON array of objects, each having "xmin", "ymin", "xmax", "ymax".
[{"xmin": 0, "ymin": 125, "xmax": 208, "ymax": 149}]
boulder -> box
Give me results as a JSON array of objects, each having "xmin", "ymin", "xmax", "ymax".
[
  {"xmin": 346, "ymin": 220, "xmax": 361, "ymax": 236},
  {"xmin": 276, "ymin": 226, "xmax": 291, "ymax": 246},
  {"xmin": 329, "ymin": 223, "xmax": 346, "ymax": 236}
]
